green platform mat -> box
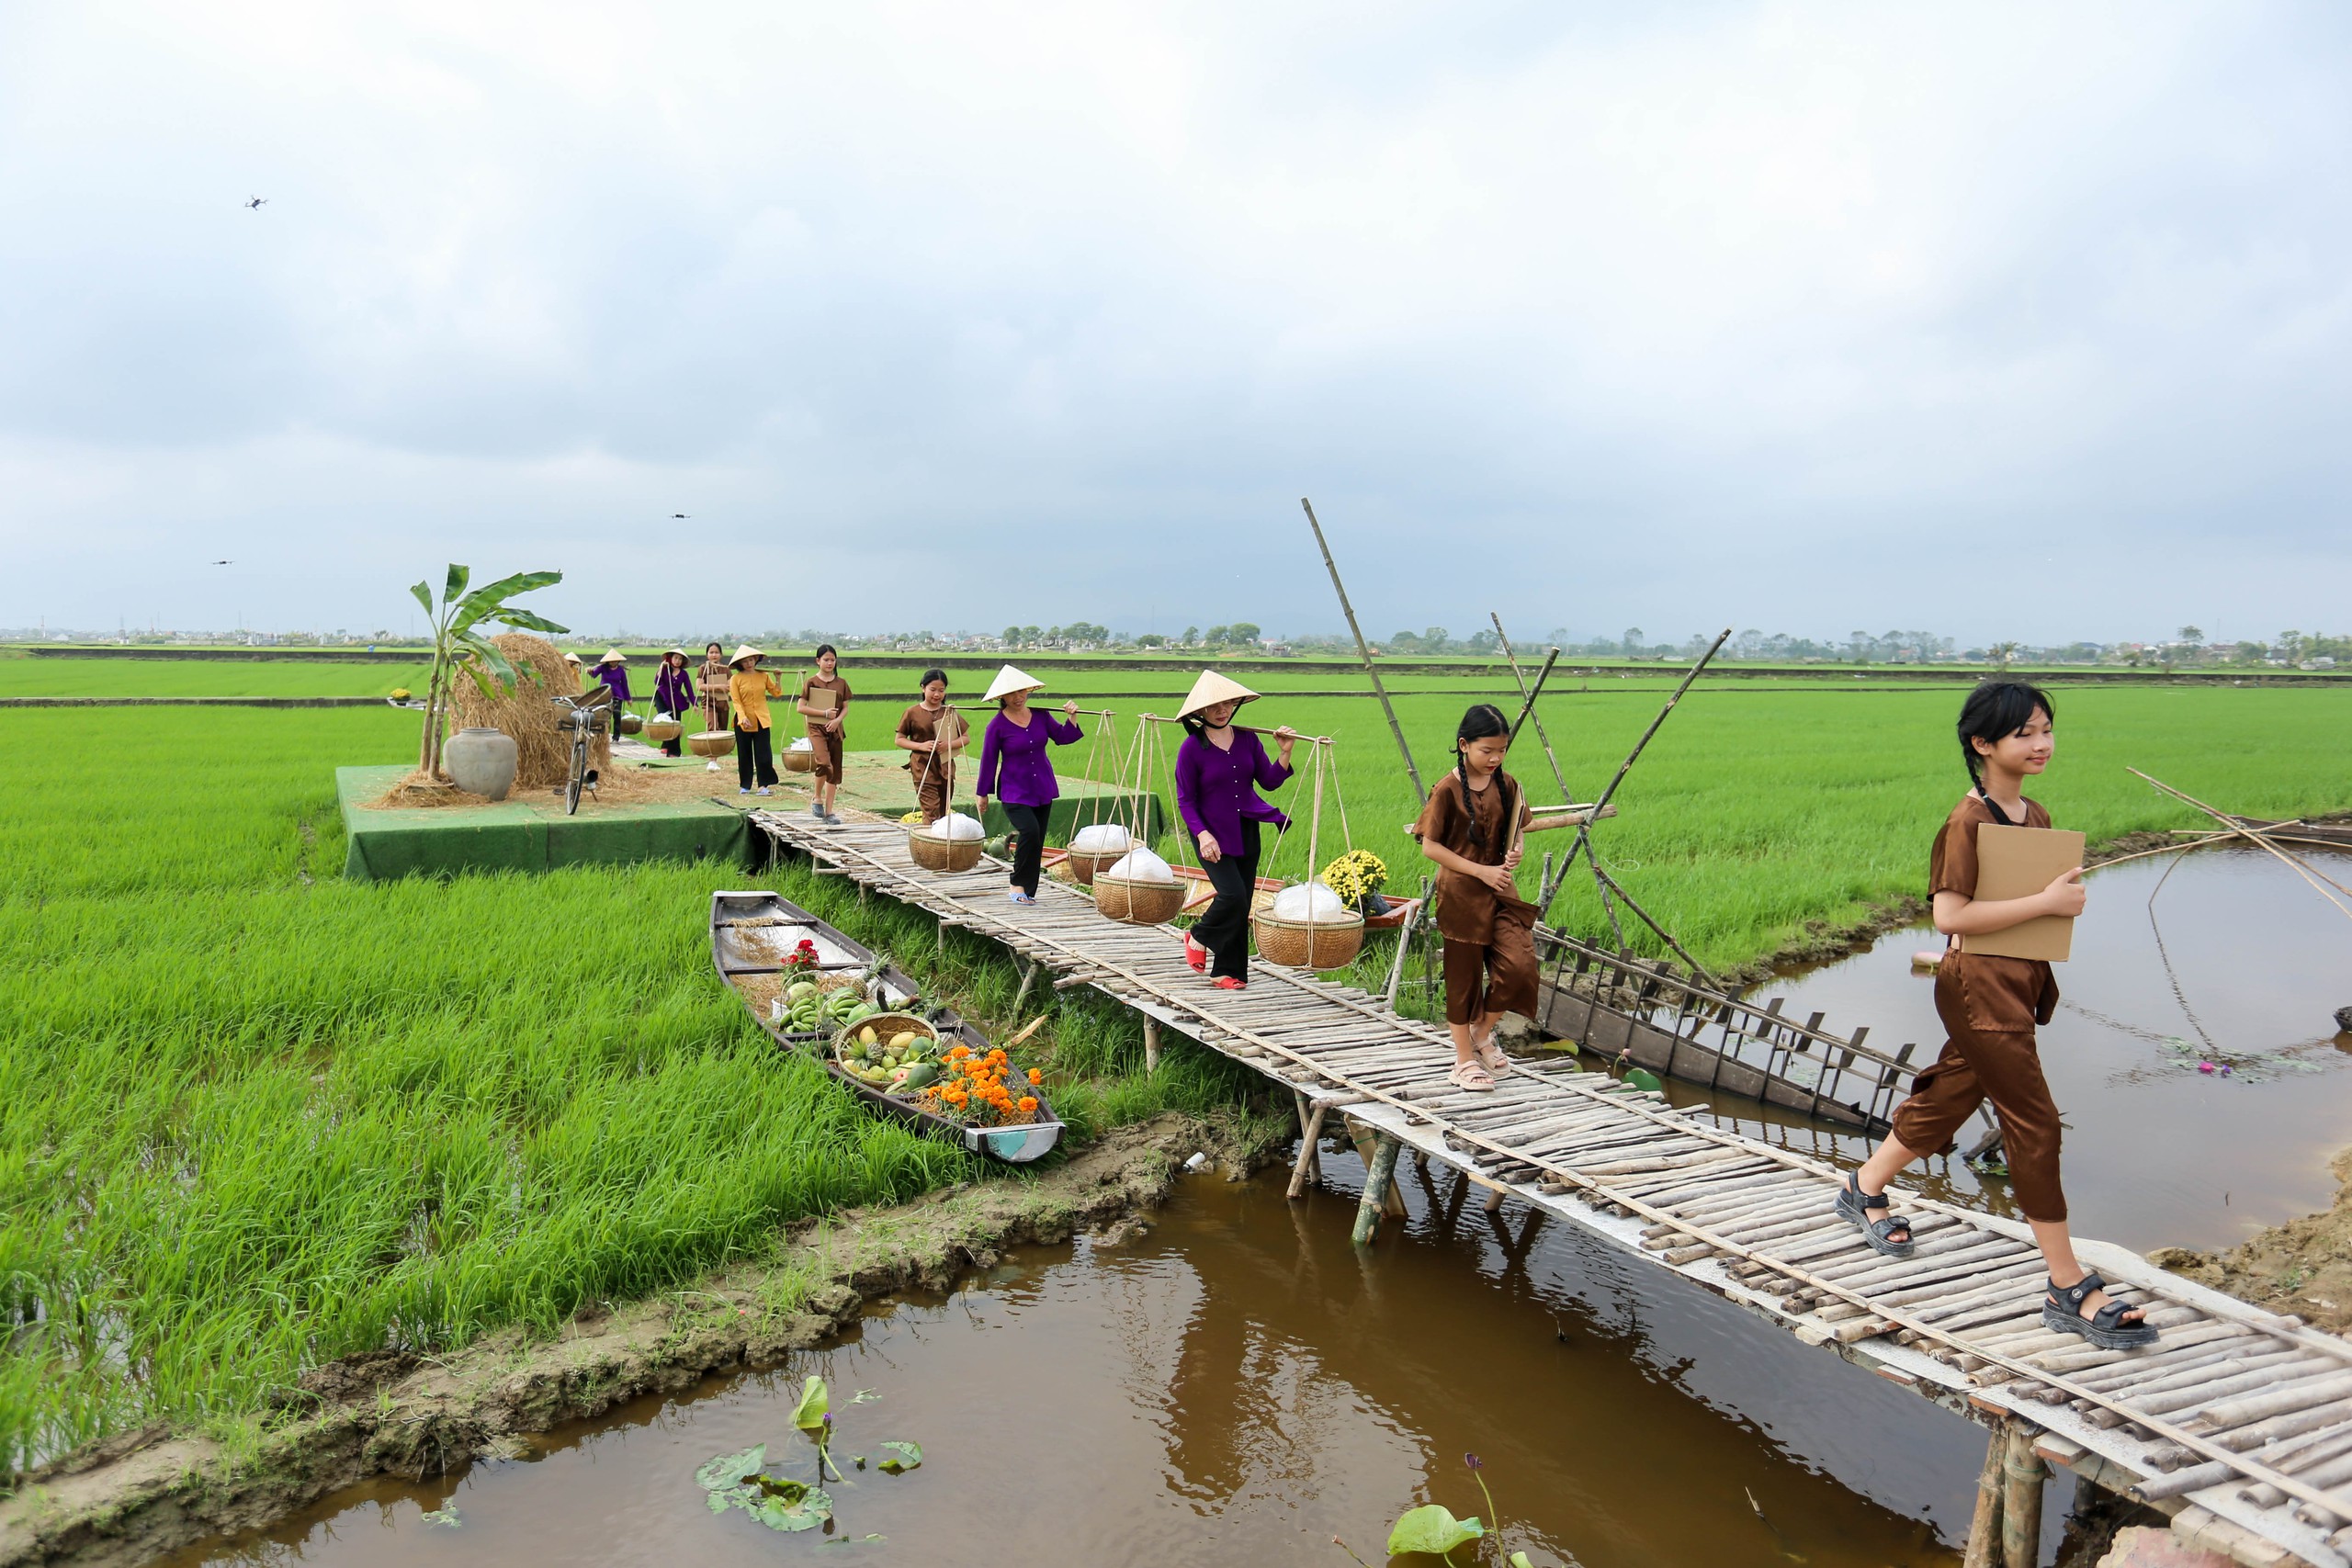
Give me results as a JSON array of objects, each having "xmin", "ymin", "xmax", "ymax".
[{"xmin": 336, "ymin": 765, "xmax": 752, "ymax": 881}]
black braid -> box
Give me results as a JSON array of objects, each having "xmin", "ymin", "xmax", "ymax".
[{"xmin": 1453, "ymin": 702, "xmax": 1513, "ymax": 854}]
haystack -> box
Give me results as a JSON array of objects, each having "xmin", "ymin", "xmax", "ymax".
[{"xmin": 449, "ymin": 632, "xmax": 606, "ymax": 787}]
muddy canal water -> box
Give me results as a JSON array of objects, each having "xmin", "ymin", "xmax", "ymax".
[
  {"xmin": 1705, "ymin": 844, "xmax": 2352, "ymax": 1253},
  {"xmin": 173, "ymin": 1167, "xmax": 2000, "ymax": 1567}
]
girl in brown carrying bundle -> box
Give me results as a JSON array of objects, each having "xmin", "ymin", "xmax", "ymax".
[
  {"xmin": 797, "ymin": 644, "xmax": 853, "ymax": 826},
  {"xmin": 1835, "ymin": 681, "xmax": 2154, "ymax": 1348},
  {"xmin": 1414, "ymin": 704, "xmax": 1572, "ymax": 1093},
  {"xmin": 894, "ymin": 668, "xmax": 966, "ymax": 824}
]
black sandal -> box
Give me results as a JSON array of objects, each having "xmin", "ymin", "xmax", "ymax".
[
  {"xmin": 2044, "ymin": 1273, "xmax": 2157, "ymax": 1348},
  {"xmin": 1833, "ymin": 1172, "xmax": 1915, "ymax": 1258}
]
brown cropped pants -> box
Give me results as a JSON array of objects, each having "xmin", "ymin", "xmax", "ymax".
[
  {"xmin": 1442, "ymin": 903, "xmax": 1538, "ymax": 1026},
  {"xmin": 1890, "ymin": 960, "xmax": 2068, "ymax": 1223},
  {"xmin": 914, "ymin": 765, "xmax": 954, "ymax": 825}
]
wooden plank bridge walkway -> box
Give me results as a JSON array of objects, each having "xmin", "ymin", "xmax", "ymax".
[{"xmin": 752, "ymin": 808, "xmax": 2352, "ymax": 1568}]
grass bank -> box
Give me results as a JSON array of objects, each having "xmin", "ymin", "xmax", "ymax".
[{"xmin": 0, "ymin": 707, "xmax": 1275, "ymax": 1486}]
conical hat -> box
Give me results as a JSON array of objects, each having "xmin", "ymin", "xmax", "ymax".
[
  {"xmin": 729, "ymin": 644, "xmax": 764, "ymax": 667},
  {"xmin": 983, "ymin": 664, "xmax": 1045, "ymax": 702},
  {"xmin": 562, "ymin": 652, "xmax": 582, "ymax": 664},
  {"xmin": 1175, "ymin": 669, "xmax": 1261, "ymax": 720},
  {"xmin": 601, "ymin": 649, "xmax": 627, "ymax": 663}
]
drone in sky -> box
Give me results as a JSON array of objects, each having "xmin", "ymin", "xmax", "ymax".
[{"xmin": 244, "ymin": 196, "xmax": 267, "ymax": 210}]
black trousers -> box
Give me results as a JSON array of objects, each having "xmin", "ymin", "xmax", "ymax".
[
  {"xmin": 1003, "ymin": 803, "xmax": 1049, "ymax": 897},
  {"xmin": 736, "ymin": 726, "xmax": 777, "ymax": 788},
  {"xmin": 1191, "ymin": 821, "xmax": 1261, "ymax": 980}
]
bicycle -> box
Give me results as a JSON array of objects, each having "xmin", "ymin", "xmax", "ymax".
[{"xmin": 550, "ymin": 690, "xmax": 614, "ymax": 815}]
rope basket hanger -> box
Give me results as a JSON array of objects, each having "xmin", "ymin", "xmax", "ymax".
[
  {"xmin": 1091, "ymin": 715, "xmax": 1188, "ymax": 925},
  {"xmin": 1250, "ymin": 733, "xmax": 1366, "ymax": 969}
]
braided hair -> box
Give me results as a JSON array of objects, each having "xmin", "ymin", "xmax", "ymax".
[{"xmin": 1453, "ymin": 703, "xmax": 1515, "ymax": 854}]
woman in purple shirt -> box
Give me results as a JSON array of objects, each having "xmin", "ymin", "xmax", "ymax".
[
  {"xmin": 1173, "ymin": 671, "xmax": 1296, "ymax": 989},
  {"xmin": 974, "ymin": 665, "xmax": 1085, "ymax": 906},
  {"xmin": 652, "ymin": 649, "xmax": 695, "ymax": 758}
]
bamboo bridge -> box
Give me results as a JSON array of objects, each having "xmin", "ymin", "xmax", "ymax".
[{"xmin": 751, "ymin": 808, "xmax": 2352, "ymax": 1568}]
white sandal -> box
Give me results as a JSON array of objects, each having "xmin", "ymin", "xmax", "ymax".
[
  {"xmin": 1447, "ymin": 1059, "xmax": 1497, "ymax": 1093},
  {"xmin": 1474, "ymin": 1037, "xmax": 1513, "ymax": 1078}
]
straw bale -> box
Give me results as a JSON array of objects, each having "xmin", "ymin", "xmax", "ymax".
[{"xmin": 448, "ymin": 632, "xmax": 605, "ymax": 787}]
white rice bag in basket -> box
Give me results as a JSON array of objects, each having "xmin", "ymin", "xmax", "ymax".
[
  {"xmin": 931, "ymin": 812, "xmax": 985, "ymax": 841},
  {"xmin": 786, "ymin": 737, "xmax": 813, "ymax": 751},
  {"xmin": 1103, "ymin": 848, "xmax": 1175, "ymax": 885},
  {"xmin": 1272, "ymin": 881, "xmax": 1349, "ymax": 921},
  {"xmin": 1069, "ymin": 823, "xmax": 1134, "ymax": 853}
]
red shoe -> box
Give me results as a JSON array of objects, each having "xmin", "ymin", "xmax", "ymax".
[
  {"xmin": 1183, "ymin": 934, "xmax": 1208, "ymax": 972},
  {"xmin": 1213, "ymin": 976, "xmax": 1246, "ymax": 991}
]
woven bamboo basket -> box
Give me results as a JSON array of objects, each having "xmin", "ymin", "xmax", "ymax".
[
  {"xmin": 688, "ymin": 730, "xmax": 734, "ymax": 758},
  {"xmin": 642, "ymin": 716, "xmax": 683, "ymax": 744},
  {"xmin": 783, "ymin": 745, "xmax": 817, "ymax": 773},
  {"xmin": 908, "ymin": 828, "xmax": 984, "ymax": 873},
  {"xmin": 1094, "ymin": 874, "xmax": 1186, "ymax": 925},
  {"xmin": 1251, "ymin": 909, "xmax": 1366, "ymax": 969},
  {"xmin": 1061, "ymin": 845, "xmax": 1131, "ymax": 886}
]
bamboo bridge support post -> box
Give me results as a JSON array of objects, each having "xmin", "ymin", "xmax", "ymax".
[
  {"xmin": 1143, "ymin": 1017, "xmax": 1161, "ymax": 1076},
  {"xmin": 1013, "ymin": 960, "xmax": 1037, "ymax": 1014},
  {"xmin": 1352, "ymin": 1131, "xmax": 1402, "ymax": 1246},
  {"xmin": 1385, "ymin": 876, "xmax": 1430, "ymax": 1010},
  {"xmin": 1302, "ymin": 496, "xmax": 1425, "ymax": 802},
  {"xmin": 1289, "ymin": 1097, "xmax": 1329, "ymax": 1200},
  {"xmin": 1963, "ymin": 1424, "xmax": 2007, "ymax": 1568},
  {"xmin": 2001, "ymin": 1421, "xmax": 2049, "ymax": 1568}
]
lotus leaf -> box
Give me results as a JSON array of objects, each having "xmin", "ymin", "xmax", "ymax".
[{"xmin": 1386, "ymin": 1504, "xmax": 1485, "ymax": 1558}]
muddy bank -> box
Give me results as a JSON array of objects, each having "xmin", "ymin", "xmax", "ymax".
[
  {"xmin": 2153, "ymin": 1146, "xmax": 2352, "ymax": 1337},
  {"xmin": 0, "ymin": 1113, "xmax": 1271, "ymax": 1568}
]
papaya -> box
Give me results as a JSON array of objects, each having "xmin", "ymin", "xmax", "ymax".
[
  {"xmin": 859, "ymin": 1026, "xmax": 878, "ymax": 1046},
  {"xmin": 786, "ymin": 981, "xmax": 819, "ymax": 1002},
  {"xmin": 888, "ymin": 1032, "xmax": 920, "ymax": 1055},
  {"xmin": 900, "ymin": 1061, "xmax": 940, "ymax": 1089}
]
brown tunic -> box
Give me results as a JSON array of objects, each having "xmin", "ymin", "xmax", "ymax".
[
  {"xmin": 697, "ymin": 658, "xmax": 732, "ymax": 731},
  {"xmin": 1414, "ymin": 770, "xmax": 1535, "ymax": 942},
  {"xmin": 1415, "ymin": 770, "xmax": 1540, "ymax": 1025},
  {"xmin": 798, "ymin": 672, "xmax": 852, "ymax": 782},
  {"xmin": 1891, "ymin": 791, "xmax": 2070, "ymax": 1222},
  {"xmin": 896, "ymin": 702, "xmax": 965, "ymax": 822}
]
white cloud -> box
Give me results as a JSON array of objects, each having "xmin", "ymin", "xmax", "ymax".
[{"xmin": 1, "ymin": 0, "xmax": 2346, "ymax": 640}]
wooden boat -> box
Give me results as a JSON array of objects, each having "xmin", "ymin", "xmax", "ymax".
[{"xmin": 709, "ymin": 889, "xmax": 1064, "ymax": 1163}]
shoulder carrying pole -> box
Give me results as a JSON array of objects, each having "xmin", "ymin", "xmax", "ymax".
[
  {"xmin": 1302, "ymin": 497, "xmax": 1424, "ymax": 801},
  {"xmin": 1491, "ymin": 614, "xmax": 1572, "ymax": 805}
]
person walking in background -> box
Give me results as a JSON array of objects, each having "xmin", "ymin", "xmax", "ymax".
[
  {"xmin": 562, "ymin": 651, "xmax": 584, "ymax": 693},
  {"xmin": 1173, "ymin": 671, "xmax": 1295, "ymax": 991},
  {"xmin": 697, "ymin": 640, "xmax": 732, "ymax": 735},
  {"xmin": 974, "ymin": 664, "xmax": 1083, "ymax": 906},
  {"xmin": 894, "ymin": 668, "xmax": 967, "ymax": 824},
  {"xmin": 728, "ymin": 645, "xmax": 783, "ymax": 795},
  {"xmin": 1835, "ymin": 682, "xmax": 2154, "ymax": 1348},
  {"xmin": 797, "ymin": 644, "xmax": 853, "ymax": 826},
  {"xmin": 591, "ymin": 649, "xmax": 633, "ymax": 735},
  {"xmin": 652, "ymin": 649, "xmax": 695, "ymax": 758}
]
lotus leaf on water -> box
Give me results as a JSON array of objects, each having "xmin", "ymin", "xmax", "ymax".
[
  {"xmin": 876, "ymin": 1439, "xmax": 922, "ymax": 1474},
  {"xmin": 1386, "ymin": 1504, "xmax": 1485, "ymax": 1558},
  {"xmin": 792, "ymin": 1374, "xmax": 831, "ymax": 1431}
]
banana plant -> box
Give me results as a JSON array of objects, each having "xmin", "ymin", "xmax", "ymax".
[{"xmin": 410, "ymin": 564, "xmax": 568, "ymax": 775}]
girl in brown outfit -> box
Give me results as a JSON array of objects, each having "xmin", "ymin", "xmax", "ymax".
[
  {"xmin": 697, "ymin": 641, "xmax": 732, "ymax": 735},
  {"xmin": 894, "ymin": 668, "xmax": 967, "ymax": 824},
  {"xmin": 797, "ymin": 644, "xmax": 852, "ymax": 826},
  {"xmin": 1838, "ymin": 681, "xmax": 2154, "ymax": 1349},
  {"xmin": 1413, "ymin": 704, "xmax": 1573, "ymax": 1092}
]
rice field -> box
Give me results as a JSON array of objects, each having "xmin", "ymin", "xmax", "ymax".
[
  {"xmin": 0, "ymin": 656, "xmax": 433, "ymax": 697},
  {"xmin": 0, "ymin": 706, "xmax": 1264, "ymax": 1483},
  {"xmin": 6, "ymin": 678, "xmax": 2347, "ymax": 1484}
]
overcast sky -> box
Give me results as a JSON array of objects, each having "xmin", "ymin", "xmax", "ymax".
[{"xmin": 2, "ymin": 2, "xmax": 2347, "ymax": 644}]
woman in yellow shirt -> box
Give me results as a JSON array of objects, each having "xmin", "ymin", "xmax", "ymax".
[{"xmin": 728, "ymin": 645, "xmax": 785, "ymax": 795}]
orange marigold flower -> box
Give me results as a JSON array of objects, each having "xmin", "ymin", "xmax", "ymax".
[
  {"xmin": 1026, "ymin": 1067, "xmax": 1042, "ymax": 1085},
  {"xmin": 948, "ymin": 1044, "xmax": 970, "ymax": 1059},
  {"xmin": 1018, "ymin": 1096, "xmax": 1038, "ymax": 1112}
]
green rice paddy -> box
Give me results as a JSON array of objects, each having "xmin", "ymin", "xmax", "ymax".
[{"xmin": 6, "ymin": 672, "xmax": 2348, "ymax": 1486}]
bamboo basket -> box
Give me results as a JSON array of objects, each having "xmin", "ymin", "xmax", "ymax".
[
  {"xmin": 784, "ymin": 745, "xmax": 817, "ymax": 773},
  {"xmin": 642, "ymin": 716, "xmax": 683, "ymax": 744},
  {"xmin": 908, "ymin": 828, "xmax": 984, "ymax": 873},
  {"xmin": 1251, "ymin": 909, "xmax": 1366, "ymax": 969},
  {"xmin": 688, "ymin": 730, "xmax": 733, "ymax": 758},
  {"xmin": 1061, "ymin": 845, "xmax": 1130, "ymax": 886},
  {"xmin": 1094, "ymin": 874, "xmax": 1186, "ymax": 925}
]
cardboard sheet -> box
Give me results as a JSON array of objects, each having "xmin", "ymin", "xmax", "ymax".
[
  {"xmin": 802, "ymin": 683, "xmax": 838, "ymax": 713},
  {"xmin": 1960, "ymin": 823, "xmax": 2086, "ymax": 962}
]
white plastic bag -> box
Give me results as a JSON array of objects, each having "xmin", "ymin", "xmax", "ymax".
[
  {"xmin": 930, "ymin": 812, "xmax": 984, "ymax": 841},
  {"xmin": 1272, "ymin": 881, "xmax": 1348, "ymax": 921},
  {"xmin": 1104, "ymin": 848, "xmax": 1175, "ymax": 884},
  {"xmin": 1070, "ymin": 823, "xmax": 1134, "ymax": 853},
  {"xmin": 787, "ymin": 737, "xmax": 813, "ymax": 752}
]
